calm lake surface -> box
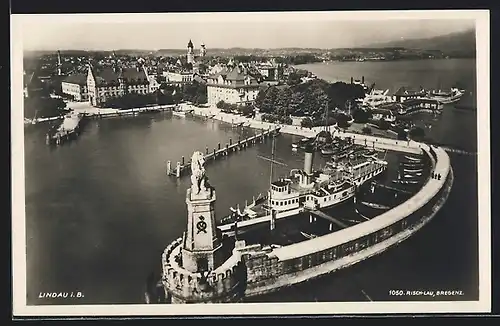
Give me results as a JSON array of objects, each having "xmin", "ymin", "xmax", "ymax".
[{"xmin": 24, "ymin": 59, "xmax": 480, "ymax": 305}]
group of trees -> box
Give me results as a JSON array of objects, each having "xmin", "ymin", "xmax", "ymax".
[
  {"xmin": 103, "ymin": 92, "xmax": 167, "ymax": 109},
  {"xmin": 286, "ymin": 69, "xmax": 312, "ymax": 86},
  {"xmin": 180, "ymin": 80, "xmax": 207, "ymax": 105},
  {"xmin": 102, "ymin": 81, "xmax": 208, "ymax": 109},
  {"xmin": 254, "ymin": 79, "xmax": 366, "ymax": 126},
  {"xmin": 216, "ymin": 100, "xmax": 254, "ymax": 117}
]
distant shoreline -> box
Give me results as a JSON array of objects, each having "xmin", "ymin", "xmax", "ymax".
[{"xmin": 295, "ymin": 57, "xmax": 475, "ymax": 67}]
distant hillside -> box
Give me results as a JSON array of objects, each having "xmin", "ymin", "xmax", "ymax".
[{"xmin": 365, "ymin": 29, "xmax": 476, "ymax": 54}]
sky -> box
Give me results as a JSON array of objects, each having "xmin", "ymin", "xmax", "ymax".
[{"xmin": 13, "ymin": 12, "xmax": 477, "ymax": 51}]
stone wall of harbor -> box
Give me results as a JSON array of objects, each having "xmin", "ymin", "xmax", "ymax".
[{"xmin": 235, "ymin": 141, "xmax": 452, "ymax": 299}]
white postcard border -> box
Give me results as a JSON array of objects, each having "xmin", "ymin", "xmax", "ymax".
[{"xmin": 11, "ymin": 10, "xmax": 491, "ymax": 316}]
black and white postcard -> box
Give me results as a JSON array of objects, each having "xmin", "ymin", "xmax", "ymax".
[{"xmin": 11, "ymin": 10, "xmax": 491, "ymax": 316}]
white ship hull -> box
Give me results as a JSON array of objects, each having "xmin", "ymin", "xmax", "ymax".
[{"xmin": 219, "ymin": 163, "xmax": 387, "ymax": 234}]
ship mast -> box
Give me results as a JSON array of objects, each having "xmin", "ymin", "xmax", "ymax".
[
  {"xmin": 256, "ymin": 132, "xmax": 287, "ymax": 231},
  {"xmin": 269, "ymin": 133, "xmax": 275, "ymax": 189},
  {"xmin": 268, "ymin": 133, "xmax": 276, "ymax": 231}
]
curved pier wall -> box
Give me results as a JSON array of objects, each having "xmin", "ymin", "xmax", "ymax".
[
  {"xmin": 162, "ymin": 239, "xmax": 247, "ymax": 303},
  {"xmin": 239, "ymin": 140, "xmax": 453, "ymax": 298}
]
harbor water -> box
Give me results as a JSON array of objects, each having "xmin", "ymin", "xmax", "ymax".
[{"xmin": 24, "ymin": 58, "xmax": 479, "ymax": 304}]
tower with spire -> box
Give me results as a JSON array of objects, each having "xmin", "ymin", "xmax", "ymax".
[
  {"xmin": 187, "ymin": 39, "xmax": 195, "ymax": 64},
  {"xmin": 200, "ymin": 42, "xmax": 207, "ymax": 57},
  {"xmin": 57, "ymin": 50, "xmax": 62, "ymax": 75}
]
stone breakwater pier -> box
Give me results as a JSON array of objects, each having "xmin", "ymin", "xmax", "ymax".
[{"xmin": 155, "ymin": 130, "xmax": 454, "ymax": 304}]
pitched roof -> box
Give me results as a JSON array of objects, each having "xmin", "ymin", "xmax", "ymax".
[
  {"xmin": 92, "ymin": 66, "xmax": 148, "ymax": 86},
  {"xmin": 226, "ymin": 66, "xmax": 247, "ymax": 81},
  {"xmin": 63, "ymin": 73, "xmax": 87, "ymax": 86},
  {"xmin": 193, "ymin": 75, "xmax": 206, "ymax": 84}
]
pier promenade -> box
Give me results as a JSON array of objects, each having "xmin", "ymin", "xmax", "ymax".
[{"xmin": 190, "ymin": 105, "xmax": 477, "ymax": 156}]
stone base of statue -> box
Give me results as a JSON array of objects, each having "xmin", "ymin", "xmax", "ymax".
[
  {"xmin": 181, "ymin": 185, "xmax": 225, "ymax": 273},
  {"xmin": 161, "ymin": 151, "xmax": 248, "ymax": 303}
]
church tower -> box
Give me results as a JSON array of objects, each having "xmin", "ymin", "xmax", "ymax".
[
  {"xmin": 57, "ymin": 50, "xmax": 62, "ymax": 75},
  {"xmin": 187, "ymin": 39, "xmax": 195, "ymax": 64},
  {"xmin": 200, "ymin": 42, "xmax": 207, "ymax": 57}
]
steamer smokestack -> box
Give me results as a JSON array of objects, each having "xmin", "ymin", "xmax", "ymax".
[{"xmin": 303, "ymin": 144, "xmax": 314, "ymax": 175}]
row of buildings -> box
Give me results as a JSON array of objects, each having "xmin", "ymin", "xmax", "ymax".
[{"xmin": 57, "ymin": 40, "xmax": 285, "ymax": 107}]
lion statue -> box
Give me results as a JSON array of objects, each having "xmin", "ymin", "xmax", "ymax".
[{"xmin": 190, "ymin": 151, "xmax": 209, "ymax": 194}]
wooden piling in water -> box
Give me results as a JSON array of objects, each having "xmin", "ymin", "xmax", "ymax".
[
  {"xmin": 176, "ymin": 162, "xmax": 181, "ymax": 178},
  {"xmin": 166, "ymin": 161, "xmax": 171, "ymax": 175},
  {"xmin": 166, "ymin": 128, "xmax": 280, "ymax": 178}
]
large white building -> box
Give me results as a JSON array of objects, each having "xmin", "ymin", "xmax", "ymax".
[
  {"xmin": 87, "ymin": 64, "xmax": 150, "ymax": 107},
  {"xmin": 206, "ymin": 65, "xmax": 261, "ymax": 106},
  {"xmin": 163, "ymin": 71, "xmax": 194, "ymax": 85},
  {"xmin": 61, "ymin": 74, "xmax": 88, "ymax": 101}
]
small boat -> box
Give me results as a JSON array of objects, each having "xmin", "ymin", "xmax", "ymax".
[
  {"xmin": 300, "ymin": 231, "xmax": 318, "ymax": 239},
  {"xmin": 403, "ymin": 174, "xmax": 418, "ymax": 178},
  {"xmin": 360, "ymin": 201, "xmax": 390, "ymax": 210},
  {"xmin": 294, "ymin": 137, "xmax": 314, "ymax": 149},
  {"xmin": 401, "ymin": 163, "xmax": 424, "ymax": 169},
  {"xmin": 321, "ymin": 145, "xmax": 335, "ymax": 156},
  {"xmin": 362, "ymin": 150, "xmax": 378, "ymax": 158},
  {"xmin": 404, "ymin": 155, "xmax": 421, "ymax": 162},
  {"xmin": 392, "ymin": 179, "xmax": 419, "ymax": 185},
  {"xmin": 172, "ymin": 110, "xmax": 187, "ymax": 117},
  {"xmin": 403, "ymin": 168, "xmax": 423, "ymax": 173}
]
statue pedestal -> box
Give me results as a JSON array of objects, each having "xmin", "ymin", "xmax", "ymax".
[{"xmin": 181, "ymin": 186, "xmax": 224, "ymax": 273}]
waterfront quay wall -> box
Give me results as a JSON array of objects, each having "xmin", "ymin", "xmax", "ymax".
[
  {"xmin": 190, "ymin": 106, "xmax": 430, "ymax": 153},
  {"xmin": 237, "ymin": 140, "xmax": 453, "ymax": 298},
  {"xmin": 338, "ymin": 133, "xmax": 424, "ymax": 154},
  {"xmin": 162, "ymin": 238, "xmax": 247, "ymax": 303}
]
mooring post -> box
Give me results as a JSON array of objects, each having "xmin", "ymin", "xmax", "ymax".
[
  {"xmin": 176, "ymin": 162, "xmax": 181, "ymax": 178},
  {"xmin": 226, "ymin": 143, "xmax": 229, "ymax": 155},
  {"xmin": 166, "ymin": 160, "xmax": 171, "ymax": 175},
  {"xmin": 218, "ymin": 142, "xmax": 221, "ymax": 150},
  {"xmin": 229, "ymin": 138, "xmax": 232, "ymax": 146},
  {"xmin": 270, "ymin": 210, "xmax": 276, "ymax": 231},
  {"xmin": 206, "ymin": 146, "xmax": 209, "ymax": 155},
  {"xmin": 181, "ymin": 156, "xmax": 185, "ymax": 166},
  {"xmin": 213, "ymin": 148, "xmax": 216, "ymax": 159}
]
